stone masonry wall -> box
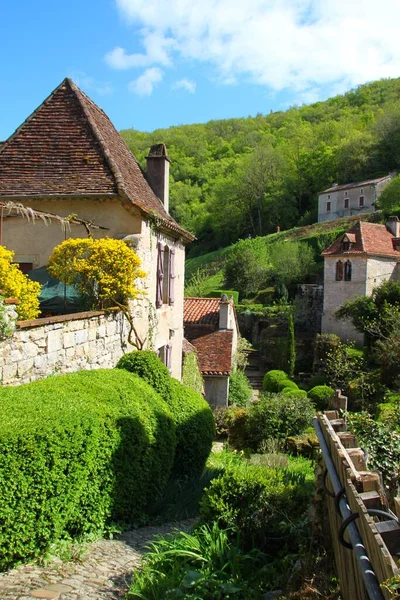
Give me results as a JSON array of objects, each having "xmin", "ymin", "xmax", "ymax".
[{"xmin": 0, "ymin": 310, "xmax": 131, "ymax": 386}]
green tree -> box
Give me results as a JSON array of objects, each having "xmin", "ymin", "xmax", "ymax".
[
  {"xmin": 286, "ymin": 314, "xmax": 296, "ymax": 378},
  {"xmin": 377, "ymin": 175, "xmax": 400, "ymax": 216}
]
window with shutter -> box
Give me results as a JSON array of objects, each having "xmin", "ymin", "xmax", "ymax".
[
  {"xmin": 169, "ymin": 248, "xmax": 175, "ymax": 305},
  {"xmin": 336, "ymin": 260, "xmax": 344, "ymax": 281},
  {"xmin": 156, "ymin": 242, "xmax": 164, "ymax": 308},
  {"xmin": 344, "ymin": 261, "xmax": 352, "ymax": 281}
]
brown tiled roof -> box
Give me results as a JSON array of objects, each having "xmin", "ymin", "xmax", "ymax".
[
  {"xmin": 322, "ymin": 221, "xmax": 400, "ymax": 258},
  {"xmin": 320, "ymin": 176, "xmax": 391, "ymax": 195},
  {"xmin": 182, "ymin": 337, "xmax": 197, "ymax": 354},
  {"xmin": 184, "ymin": 297, "xmax": 221, "ymax": 325},
  {"xmin": 0, "ymin": 78, "xmax": 193, "ymax": 242},
  {"xmin": 189, "ymin": 330, "xmax": 233, "ymax": 376}
]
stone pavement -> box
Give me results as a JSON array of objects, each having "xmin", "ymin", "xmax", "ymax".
[{"xmin": 0, "ymin": 520, "xmax": 194, "ymax": 600}]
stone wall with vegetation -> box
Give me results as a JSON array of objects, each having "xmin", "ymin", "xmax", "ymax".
[{"xmin": 0, "ymin": 310, "xmax": 130, "ymax": 385}]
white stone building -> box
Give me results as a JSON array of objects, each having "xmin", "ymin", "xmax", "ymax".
[
  {"xmin": 0, "ymin": 78, "xmax": 194, "ymax": 380},
  {"xmin": 321, "ymin": 218, "xmax": 400, "ymax": 344},
  {"xmin": 318, "ymin": 176, "xmax": 393, "ymax": 223}
]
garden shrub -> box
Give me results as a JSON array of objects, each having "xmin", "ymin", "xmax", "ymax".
[
  {"xmin": 0, "ymin": 245, "xmax": 41, "ymax": 320},
  {"xmin": 200, "ymin": 457, "xmax": 314, "ymax": 554},
  {"xmin": 276, "ymin": 378, "xmax": 298, "ymax": 392},
  {"xmin": 116, "ymin": 350, "xmax": 172, "ymax": 401},
  {"xmin": 228, "ymin": 370, "xmax": 252, "ymax": 406},
  {"xmin": 227, "ymin": 408, "xmax": 249, "ymax": 450},
  {"xmin": 313, "ymin": 333, "xmax": 341, "ymax": 373},
  {"xmin": 263, "ymin": 369, "xmax": 289, "ymax": 392},
  {"xmin": 375, "ymin": 403, "xmax": 396, "ymax": 422},
  {"xmin": 231, "ymin": 394, "xmax": 315, "ymax": 451},
  {"xmin": 307, "ymin": 385, "xmax": 334, "ymax": 411},
  {"xmin": 208, "ymin": 289, "xmax": 240, "ymax": 305},
  {"xmin": 213, "ymin": 406, "xmax": 231, "ymax": 439},
  {"xmin": 182, "ymin": 350, "xmax": 204, "ymax": 395},
  {"xmin": 0, "ymin": 369, "xmax": 176, "ymax": 570},
  {"xmin": 168, "ymin": 379, "xmax": 215, "ymax": 480},
  {"xmin": 281, "ymin": 387, "xmax": 307, "ymax": 399}
]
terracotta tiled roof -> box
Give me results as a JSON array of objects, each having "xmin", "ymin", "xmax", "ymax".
[
  {"xmin": 320, "ymin": 176, "xmax": 391, "ymax": 195},
  {"xmin": 0, "ymin": 78, "xmax": 193, "ymax": 242},
  {"xmin": 183, "ymin": 297, "xmax": 221, "ymax": 325},
  {"xmin": 189, "ymin": 330, "xmax": 233, "ymax": 376},
  {"xmin": 322, "ymin": 221, "xmax": 400, "ymax": 258}
]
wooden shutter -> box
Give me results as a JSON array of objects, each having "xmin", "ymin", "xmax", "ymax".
[
  {"xmin": 169, "ymin": 248, "xmax": 175, "ymax": 305},
  {"xmin": 156, "ymin": 242, "xmax": 164, "ymax": 308}
]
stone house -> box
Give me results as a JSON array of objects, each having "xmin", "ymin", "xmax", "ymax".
[
  {"xmin": 184, "ymin": 296, "xmax": 238, "ymax": 407},
  {"xmin": 0, "ymin": 78, "xmax": 194, "ymax": 379},
  {"xmin": 318, "ymin": 175, "xmax": 393, "ymax": 223},
  {"xmin": 321, "ymin": 218, "xmax": 400, "ymax": 344}
]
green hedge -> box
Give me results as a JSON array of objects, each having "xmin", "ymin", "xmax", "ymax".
[
  {"xmin": 276, "ymin": 379, "xmax": 298, "ymax": 392},
  {"xmin": 200, "ymin": 457, "xmax": 314, "ymax": 553},
  {"xmin": 228, "ymin": 370, "xmax": 253, "ymax": 407},
  {"xmin": 281, "ymin": 388, "xmax": 307, "ymax": 399},
  {"xmin": 0, "ymin": 369, "xmax": 176, "ymax": 570},
  {"xmin": 182, "ymin": 351, "xmax": 204, "ymax": 395},
  {"xmin": 168, "ymin": 379, "xmax": 215, "ymax": 480},
  {"xmin": 307, "ymin": 385, "xmax": 335, "ymax": 411},
  {"xmin": 116, "ymin": 350, "xmax": 172, "ymax": 401},
  {"xmin": 263, "ymin": 370, "xmax": 289, "ymax": 392}
]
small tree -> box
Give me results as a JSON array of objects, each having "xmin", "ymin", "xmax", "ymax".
[
  {"xmin": 49, "ymin": 237, "xmax": 146, "ymax": 346},
  {"xmin": 286, "ymin": 313, "xmax": 295, "ymax": 378},
  {"xmin": 0, "ymin": 246, "xmax": 40, "ymax": 320},
  {"xmin": 377, "ymin": 175, "xmax": 400, "ymax": 216}
]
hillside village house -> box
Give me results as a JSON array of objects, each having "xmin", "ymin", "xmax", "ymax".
[
  {"xmin": 0, "ymin": 78, "xmax": 194, "ymax": 379},
  {"xmin": 184, "ymin": 296, "xmax": 238, "ymax": 406},
  {"xmin": 321, "ymin": 218, "xmax": 400, "ymax": 344},
  {"xmin": 318, "ymin": 175, "xmax": 393, "ymax": 223}
]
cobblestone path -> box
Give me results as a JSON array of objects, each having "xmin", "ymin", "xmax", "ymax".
[{"xmin": 0, "ymin": 520, "xmax": 194, "ymax": 600}]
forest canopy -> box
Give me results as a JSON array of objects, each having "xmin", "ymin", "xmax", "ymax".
[{"xmin": 121, "ymin": 78, "xmax": 400, "ymax": 254}]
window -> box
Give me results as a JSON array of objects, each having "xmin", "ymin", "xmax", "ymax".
[
  {"xmin": 359, "ymin": 196, "xmax": 365, "ymax": 207},
  {"xmin": 327, "ymin": 201, "xmax": 331, "ymax": 212},
  {"xmin": 344, "ymin": 198, "xmax": 349, "ymax": 209},
  {"xmin": 360, "ymin": 188, "xmax": 364, "ymax": 194},
  {"xmin": 342, "ymin": 241, "xmax": 350, "ymax": 251},
  {"xmin": 335, "ymin": 260, "xmax": 343, "ymax": 281},
  {"xmin": 327, "ymin": 195, "xmax": 330, "ymax": 199},
  {"xmin": 158, "ymin": 344, "xmax": 172, "ymax": 370},
  {"xmin": 344, "ymin": 261, "xmax": 352, "ymax": 281},
  {"xmin": 15, "ymin": 262, "xmax": 33, "ymax": 274},
  {"xmin": 156, "ymin": 242, "xmax": 176, "ymax": 308}
]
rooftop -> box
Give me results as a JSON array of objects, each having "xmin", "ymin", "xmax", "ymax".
[
  {"xmin": 319, "ymin": 175, "xmax": 391, "ymax": 195},
  {"xmin": 322, "ymin": 221, "xmax": 400, "ymax": 258}
]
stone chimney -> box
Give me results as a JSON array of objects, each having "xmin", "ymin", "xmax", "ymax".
[
  {"xmin": 146, "ymin": 143, "xmax": 171, "ymax": 213},
  {"xmin": 219, "ymin": 294, "xmax": 231, "ymax": 330},
  {"xmin": 387, "ymin": 216, "xmax": 400, "ymax": 238}
]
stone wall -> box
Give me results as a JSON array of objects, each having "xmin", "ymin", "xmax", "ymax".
[{"xmin": 0, "ymin": 310, "xmax": 131, "ymax": 385}]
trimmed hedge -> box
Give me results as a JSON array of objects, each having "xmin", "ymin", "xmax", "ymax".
[
  {"xmin": 281, "ymin": 388, "xmax": 307, "ymax": 399},
  {"xmin": 168, "ymin": 379, "xmax": 215, "ymax": 480},
  {"xmin": 116, "ymin": 350, "xmax": 172, "ymax": 401},
  {"xmin": 0, "ymin": 369, "xmax": 176, "ymax": 570},
  {"xmin": 228, "ymin": 370, "xmax": 252, "ymax": 407},
  {"xmin": 208, "ymin": 289, "xmax": 239, "ymax": 305},
  {"xmin": 263, "ymin": 370, "xmax": 289, "ymax": 393},
  {"xmin": 307, "ymin": 385, "xmax": 335, "ymax": 411},
  {"xmin": 276, "ymin": 379, "xmax": 298, "ymax": 392}
]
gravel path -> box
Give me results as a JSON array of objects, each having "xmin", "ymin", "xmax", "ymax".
[{"xmin": 0, "ymin": 520, "xmax": 194, "ymax": 600}]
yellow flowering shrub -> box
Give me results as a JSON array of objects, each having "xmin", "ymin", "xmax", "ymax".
[
  {"xmin": 48, "ymin": 237, "xmax": 146, "ymax": 309},
  {"xmin": 0, "ymin": 246, "xmax": 41, "ymax": 320}
]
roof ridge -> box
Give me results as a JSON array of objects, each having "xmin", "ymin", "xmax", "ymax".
[{"xmin": 0, "ymin": 78, "xmax": 70, "ymax": 156}]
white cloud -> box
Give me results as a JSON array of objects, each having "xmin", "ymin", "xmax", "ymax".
[
  {"xmin": 173, "ymin": 78, "xmax": 196, "ymax": 93},
  {"xmin": 128, "ymin": 67, "xmax": 163, "ymax": 95},
  {"xmin": 108, "ymin": 0, "xmax": 400, "ymax": 98}
]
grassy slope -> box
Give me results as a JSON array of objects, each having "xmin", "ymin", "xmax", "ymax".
[{"xmin": 186, "ymin": 213, "xmax": 379, "ymax": 288}]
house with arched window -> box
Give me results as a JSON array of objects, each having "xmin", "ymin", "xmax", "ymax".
[{"xmin": 321, "ymin": 218, "xmax": 400, "ymax": 344}]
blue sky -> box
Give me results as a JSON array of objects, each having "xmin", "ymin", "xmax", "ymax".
[{"xmin": 1, "ymin": 0, "xmax": 400, "ymax": 141}]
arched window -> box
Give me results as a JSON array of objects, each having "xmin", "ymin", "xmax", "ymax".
[
  {"xmin": 336, "ymin": 260, "xmax": 343, "ymax": 281},
  {"xmin": 344, "ymin": 261, "xmax": 352, "ymax": 281}
]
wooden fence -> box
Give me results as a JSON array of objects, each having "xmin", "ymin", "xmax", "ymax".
[{"xmin": 317, "ymin": 406, "xmax": 399, "ymax": 600}]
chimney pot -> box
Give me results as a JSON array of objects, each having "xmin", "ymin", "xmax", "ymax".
[{"xmin": 146, "ymin": 143, "xmax": 170, "ymax": 213}]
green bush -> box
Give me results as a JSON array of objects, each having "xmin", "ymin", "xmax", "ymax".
[
  {"xmin": 182, "ymin": 351, "xmax": 204, "ymax": 395},
  {"xmin": 168, "ymin": 379, "xmax": 215, "ymax": 480},
  {"xmin": 375, "ymin": 403, "xmax": 396, "ymax": 422},
  {"xmin": 307, "ymin": 385, "xmax": 334, "ymax": 411},
  {"xmin": 276, "ymin": 379, "xmax": 298, "ymax": 392},
  {"xmin": 281, "ymin": 388, "xmax": 307, "ymax": 399},
  {"xmin": 116, "ymin": 350, "xmax": 172, "ymax": 401},
  {"xmin": 263, "ymin": 369, "xmax": 289, "ymax": 392},
  {"xmin": 0, "ymin": 369, "xmax": 176, "ymax": 570},
  {"xmin": 227, "ymin": 408, "xmax": 249, "ymax": 450},
  {"xmin": 200, "ymin": 457, "xmax": 314, "ymax": 553},
  {"xmin": 239, "ymin": 394, "xmax": 315, "ymax": 451},
  {"xmin": 229, "ymin": 370, "xmax": 253, "ymax": 407}
]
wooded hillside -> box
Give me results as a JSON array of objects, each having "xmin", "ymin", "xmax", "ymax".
[{"xmin": 121, "ymin": 78, "xmax": 400, "ymax": 254}]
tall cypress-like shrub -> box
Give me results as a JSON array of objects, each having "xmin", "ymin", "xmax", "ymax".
[{"xmin": 286, "ymin": 313, "xmax": 295, "ymax": 378}]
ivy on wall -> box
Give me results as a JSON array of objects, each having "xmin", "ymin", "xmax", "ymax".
[{"xmin": 182, "ymin": 351, "xmax": 204, "ymax": 395}]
